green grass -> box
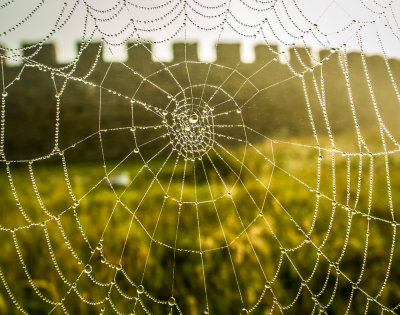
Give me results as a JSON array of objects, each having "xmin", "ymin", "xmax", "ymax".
[{"xmin": 0, "ymin": 140, "xmax": 399, "ymax": 314}]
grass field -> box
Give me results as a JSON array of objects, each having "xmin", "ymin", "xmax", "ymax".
[{"xmin": 0, "ymin": 139, "xmax": 399, "ymax": 314}]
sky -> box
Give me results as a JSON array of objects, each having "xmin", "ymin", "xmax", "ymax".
[{"xmin": 1, "ymin": 0, "xmax": 400, "ymax": 64}]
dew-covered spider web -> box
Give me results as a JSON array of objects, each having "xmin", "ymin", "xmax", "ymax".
[{"xmin": 1, "ymin": 0, "xmax": 400, "ymax": 314}]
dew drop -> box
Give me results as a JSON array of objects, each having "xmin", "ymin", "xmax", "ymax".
[
  {"xmin": 134, "ymin": 148, "xmax": 139, "ymax": 153},
  {"xmin": 168, "ymin": 296, "xmax": 176, "ymax": 306},
  {"xmin": 137, "ymin": 285, "xmax": 144, "ymax": 294},
  {"xmin": 84, "ymin": 264, "xmax": 92, "ymax": 274},
  {"xmin": 189, "ymin": 114, "xmax": 198, "ymax": 123},
  {"xmin": 241, "ymin": 308, "xmax": 249, "ymax": 314}
]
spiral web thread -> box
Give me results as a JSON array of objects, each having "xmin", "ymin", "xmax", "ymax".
[{"xmin": 1, "ymin": 0, "xmax": 400, "ymax": 314}]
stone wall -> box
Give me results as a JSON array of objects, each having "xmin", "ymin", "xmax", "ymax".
[{"xmin": 2, "ymin": 42, "xmax": 400, "ymax": 161}]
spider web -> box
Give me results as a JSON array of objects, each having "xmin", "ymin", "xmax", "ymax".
[{"xmin": 1, "ymin": 0, "xmax": 400, "ymax": 314}]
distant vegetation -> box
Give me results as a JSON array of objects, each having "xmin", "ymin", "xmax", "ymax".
[{"xmin": 0, "ymin": 139, "xmax": 399, "ymax": 314}]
